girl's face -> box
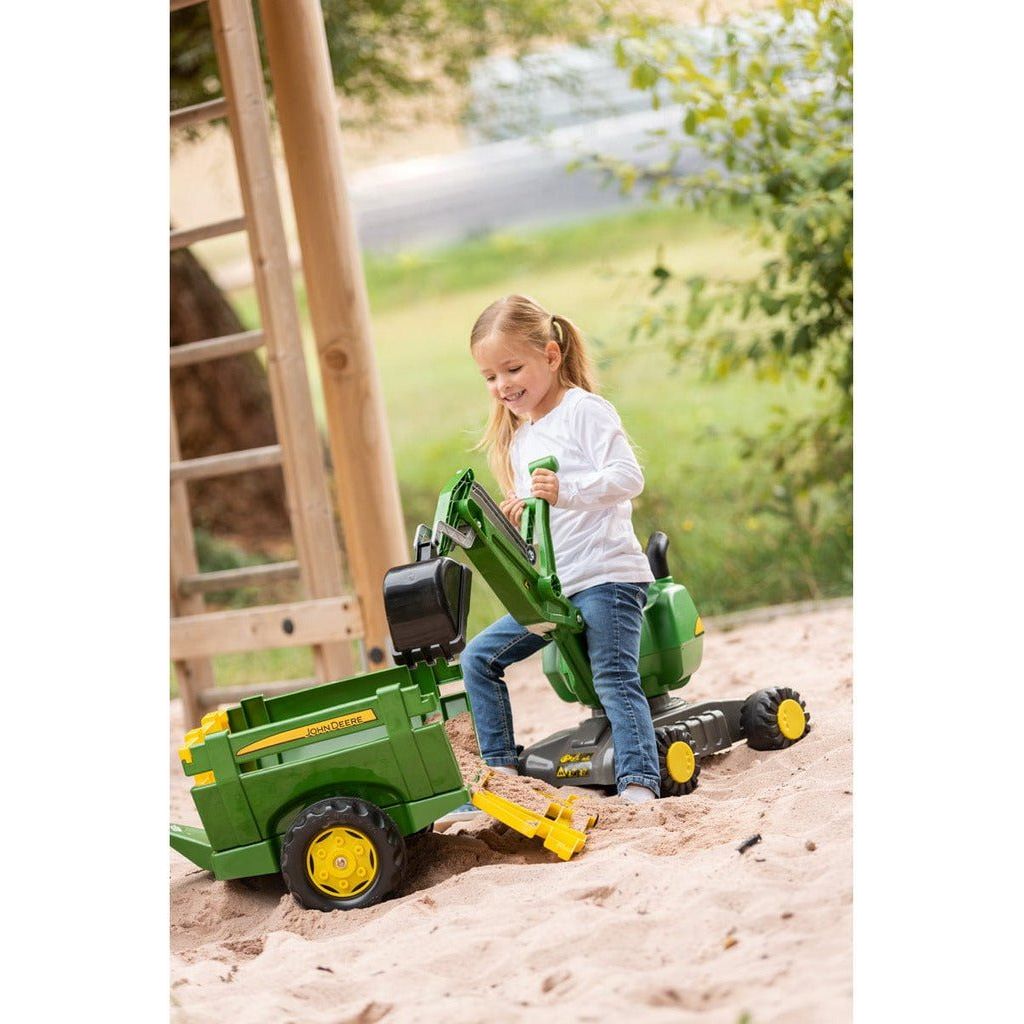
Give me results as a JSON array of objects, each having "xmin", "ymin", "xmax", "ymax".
[{"xmin": 473, "ymin": 333, "xmax": 563, "ymax": 423}]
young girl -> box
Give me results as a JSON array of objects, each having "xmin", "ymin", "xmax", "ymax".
[{"xmin": 461, "ymin": 294, "xmax": 661, "ymax": 804}]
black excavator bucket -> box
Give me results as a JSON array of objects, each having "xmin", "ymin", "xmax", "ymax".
[{"xmin": 383, "ymin": 556, "xmax": 472, "ymax": 666}]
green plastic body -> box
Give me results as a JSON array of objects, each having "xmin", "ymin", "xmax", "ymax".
[
  {"xmin": 171, "ymin": 659, "xmax": 470, "ymax": 881},
  {"xmin": 542, "ymin": 576, "xmax": 704, "ymax": 705}
]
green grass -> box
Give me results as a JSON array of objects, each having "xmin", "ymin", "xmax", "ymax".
[
  {"xmin": 201, "ymin": 203, "xmax": 850, "ymax": 689},
  {"xmin": 232, "ymin": 204, "xmax": 743, "ymax": 321}
]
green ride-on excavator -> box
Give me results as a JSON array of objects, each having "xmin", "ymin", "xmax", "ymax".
[
  {"xmin": 170, "ymin": 456, "xmax": 809, "ymax": 912},
  {"xmin": 411, "ymin": 456, "xmax": 810, "ymax": 797}
]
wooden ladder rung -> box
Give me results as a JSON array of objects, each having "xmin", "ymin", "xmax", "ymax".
[
  {"xmin": 198, "ymin": 677, "xmax": 320, "ymax": 708},
  {"xmin": 178, "ymin": 560, "xmax": 302, "ymax": 597},
  {"xmin": 171, "ymin": 597, "xmax": 363, "ymax": 660},
  {"xmin": 170, "ymin": 216, "xmax": 247, "ymax": 252},
  {"xmin": 170, "ymin": 97, "xmax": 229, "ymax": 132},
  {"xmin": 170, "ymin": 444, "xmax": 282, "ymax": 483},
  {"xmin": 170, "ymin": 329, "xmax": 265, "ymax": 369},
  {"xmin": 170, "ymin": 0, "xmax": 208, "ymax": 12}
]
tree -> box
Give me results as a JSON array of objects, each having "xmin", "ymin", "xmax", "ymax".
[
  {"xmin": 170, "ymin": 0, "xmax": 601, "ymax": 543},
  {"xmin": 602, "ymin": 0, "xmax": 852, "ymax": 586},
  {"xmin": 172, "ymin": 1, "xmax": 599, "ymax": 122}
]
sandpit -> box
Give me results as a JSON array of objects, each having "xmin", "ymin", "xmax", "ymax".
[{"xmin": 170, "ymin": 604, "xmax": 852, "ymax": 1023}]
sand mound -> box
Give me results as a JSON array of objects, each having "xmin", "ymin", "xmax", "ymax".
[{"xmin": 170, "ymin": 605, "xmax": 852, "ymax": 1023}]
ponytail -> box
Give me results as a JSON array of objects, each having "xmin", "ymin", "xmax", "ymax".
[{"xmin": 551, "ymin": 313, "xmax": 597, "ymax": 394}]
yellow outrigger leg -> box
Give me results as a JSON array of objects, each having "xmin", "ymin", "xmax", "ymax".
[{"xmin": 470, "ymin": 771, "xmax": 598, "ymax": 861}]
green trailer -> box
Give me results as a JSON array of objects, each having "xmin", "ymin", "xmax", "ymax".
[{"xmin": 171, "ymin": 658, "xmax": 471, "ymax": 911}]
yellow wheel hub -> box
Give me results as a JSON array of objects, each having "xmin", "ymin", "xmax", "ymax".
[
  {"xmin": 306, "ymin": 826, "xmax": 378, "ymax": 899},
  {"xmin": 665, "ymin": 740, "xmax": 696, "ymax": 784},
  {"xmin": 777, "ymin": 699, "xmax": 807, "ymax": 741}
]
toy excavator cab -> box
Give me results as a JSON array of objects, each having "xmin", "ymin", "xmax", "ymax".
[{"xmin": 383, "ymin": 555, "xmax": 472, "ymax": 666}]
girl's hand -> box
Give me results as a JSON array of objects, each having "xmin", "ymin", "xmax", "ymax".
[
  {"xmin": 500, "ymin": 493, "xmax": 525, "ymax": 527},
  {"xmin": 530, "ymin": 468, "xmax": 559, "ymax": 505}
]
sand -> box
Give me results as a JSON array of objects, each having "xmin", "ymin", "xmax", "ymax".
[{"xmin": 170, "ymin": 604, "xmax": 852, "ymax": 1023}]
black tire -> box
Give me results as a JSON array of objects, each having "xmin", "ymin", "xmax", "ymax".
[
  {"xmin": 656, "ymin": 725, "xmax": 702, "ymax": 797},
  {"xmin": 740, "ymin": 687, "xmax": 811, "ymax": 751},
  {"xmin": 280, "ymin": 797, "xmax": 406, "ymax": 912}
]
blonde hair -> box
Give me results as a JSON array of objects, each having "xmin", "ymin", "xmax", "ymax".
[{"xmin": 470, "ymin": 294, "xmax": 598, "ymax": 495}]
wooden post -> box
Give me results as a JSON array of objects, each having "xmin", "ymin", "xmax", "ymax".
[
  {"xmin": 209, "ymin": 0, "xmax": 354, "ymax": 680},
  {"xmin": 170, "ymin": 405, "xmax": 215, "ymax": 729},
  {"xmin": 259, "ymin": 0, "xmax": 408, "ymax": 669}
]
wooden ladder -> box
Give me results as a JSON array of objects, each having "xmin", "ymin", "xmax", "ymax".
[{"xmin": 170, "ymin": 0, "xmax": 362, "ymax": 728}]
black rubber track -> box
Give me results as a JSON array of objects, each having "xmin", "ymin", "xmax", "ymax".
[
  {"xmin": 739, "ymin": 687, "xmax": 811, "ymax": 751},
  {"xmin": 280, "ymin": 796, "xmax": 407, "ymax": 912},
  {"xmin": 655, "ymin": 725, "xmax": 702, "ymax": 797}
]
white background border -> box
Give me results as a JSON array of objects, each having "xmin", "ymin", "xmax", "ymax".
[{"xmin": 2, "ymin": 1, "xmax": 1022, "ymax": 1019}]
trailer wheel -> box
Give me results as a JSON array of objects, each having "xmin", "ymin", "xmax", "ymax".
[
  {"xmin": 740, "ymin": 687, "xmax": 811, "ymax": 751},
  {"xmin": 280, "ymin": 797, "xmax": 406, "ymax": 912},
  {"xmin": 656, "ymin": 726, "xmax": 701, "ymax": 797}
]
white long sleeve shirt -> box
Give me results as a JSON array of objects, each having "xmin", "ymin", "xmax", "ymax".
[{"xmin": 510, "ymin": 387, "xmax": 655, "ymax": 597}]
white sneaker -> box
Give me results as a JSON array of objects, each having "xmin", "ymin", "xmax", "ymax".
[{"xmin": 620, "ymin": 784, "xmax": 658, "ymax": 804}]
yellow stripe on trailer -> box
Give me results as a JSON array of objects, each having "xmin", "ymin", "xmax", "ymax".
[{"xmin": 235, "ymin": 709, "xmax": 378, "ymax": 758}]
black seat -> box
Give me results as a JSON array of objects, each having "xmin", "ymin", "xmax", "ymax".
[{"xmin": 645, "ymin": 532, "xmax": 671, "ymax": 579}]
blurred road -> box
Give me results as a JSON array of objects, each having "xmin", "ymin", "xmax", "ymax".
[
  {"xmin": 211, "ymin": 103, "xmax": 691, "ymax": 289},
  {"xmin": 348, "ymin": 105, "xmax": 695, "ymax": 253}
]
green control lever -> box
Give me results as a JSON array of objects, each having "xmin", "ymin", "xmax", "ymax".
[{"xmin": 521, "ymin": 455, "xmax": 559, "ymax": 588}]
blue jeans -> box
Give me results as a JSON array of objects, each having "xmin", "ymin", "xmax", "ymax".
[{"xmin": 459, "ymin": 582, "xmax": 660, "ymax": 795}]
